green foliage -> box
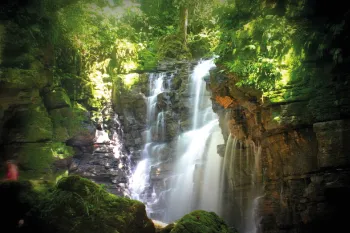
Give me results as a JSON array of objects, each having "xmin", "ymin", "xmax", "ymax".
[
  {"xmin": 214, "ymin": 0, "xmax": 350, "ymax": 94},
  {"xmin": 188, "ymin": 28, "xmax": 221, "ymax": 58},
  {"xmin": 138, "ymin": 48, "xmax": 159, "ymax": 70},
  {"xmin": 137, "ymin": 0, "xmax": 178, "ymax": 36},
  {"xmin": 215, "ymin": 7, "xmax": 310, "ymax": 91},
  {"xmin": 157, "ymin": 34, "xmax": 192, "ymax": 60},
  {"xmin": 111, "ymin": 38, "xmax": 140, "ymax": 73}
]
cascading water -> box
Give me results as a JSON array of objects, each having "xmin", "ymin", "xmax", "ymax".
[
  {"xmin": 129, "ymin": 73, "xmax": 166, "ymax": 207},
  {"xmin": 221, "ymin": 133, "xmax": 263, "ymax": 233},
  {"xmin": 129, "ymin": 58, "xmax": 225, "ymax": 223},
  {"xmin": 165, "ymin": 58, "xmax": 224, "ymax": 222}
]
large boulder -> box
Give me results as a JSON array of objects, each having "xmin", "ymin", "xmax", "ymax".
[
  {"xmin": 161, "ymin": 210, "xmax": 235, "ymax": 233},
  {"xmin": 4, "ymin": 103, "xmax": 53, "ymax": 143},
  {"xmin": 49, "ymin": 103, "xmax": 94, "ymax": 142},
  {"xmin": 40, "ymin": 175, "xmax": 155, "ymax": 233},
  {"xmin": 0, "ymin": 67, "xmax": 51, "ymax": 89},
  {"xmin": 2, "ymin": 142, "xmax": 74, "ymax": 180},
  {"xmin": 43, "ymin": 88, "xmax": 71, "ymax": 110}
]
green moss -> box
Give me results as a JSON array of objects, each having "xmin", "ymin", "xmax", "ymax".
[
  {"xmin": 264, "ymin": 86, "xmax": 314, "ymax": 105},
  {"xmin": 0, "ymin": 68, "xmax": 49, "ymax": 89},
  {"xmin": 169, "ymin": 210, "xmax": 233, "ymax": 233},
  {"xmin": 40, "ymin": 175, "xmax": 155, "ymax": 233},
  {"xmin": 157, "ymin": 34, "xmax": 192, "ymax": 60},
  {"xmin": 53, "ymin": 126, "xmax": 70, "ymax": 141},
  {"xmin": 159, "ymin": 223, "xmax": 175, "ymax": 233},
  {"xmin": 61, "ymin": 75, "xmax": 93, "ymax": 101},
  {"xmin": 3, "ymin": 142, "xmax": 73, "ymax": 180},
  {"xmin": 6, "ymin": 103, "xmax": 53, "ymax": 143},
  {"xmin": 44, "ymin": 88, "xmax": 72, "ymax": 110},
  {"xmin": 49, "ymin": 103, "xmax": 90, "ymax": 141}
]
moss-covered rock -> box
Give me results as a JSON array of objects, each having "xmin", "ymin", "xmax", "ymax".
[
  {"xmin": 158, "ymin": 223, "xmax": 175, "ymax": 233},
  {"xmin": 166, "ymin": 210, "xmax": 234, "ymax": 233},
  {"xmin": 61, "ymin": 75, "xmax": 93, "ymax": 101},
  {"xmin": 2, "ymin": 142, "xmax": 73, "ymax": 180},
  {"xmin": 0, "ymin": 68, "xmax": 50, "ymax": 89},
  {"xmin": 44, "ymin": 88, "xmax": 71, "ymax": 110},
  {"xmin": 6, "ymin": 103, "xmax": 53, "ymax": 143},
  {"xmin": 40, "ymin": 175, "xmax": 155, "ymax": 233},
  {"xmin": 49, "ymin": 103, "xmax": 91, "ymax": 141}
]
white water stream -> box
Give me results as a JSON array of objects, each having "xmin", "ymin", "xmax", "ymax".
[
  {"xmin": 129, "ymin": 73, "xmax": 166, "ymax": 205},
  {"xmin": 165, "ymin": 59, "xmax": 224, "ymax": 222},
  {"xmin": 129, "ymin": 59, "xmax": 225, "ymax": 222}
]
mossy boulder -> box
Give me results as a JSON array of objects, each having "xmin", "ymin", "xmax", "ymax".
[
  {"xmin": 158, "ymin": 223, "xmax": 175, "ymax": 233},
  {"xmin": 40, "ymin": 175, "xmax": 155, "ymax": 233},
  {"xmin": 44, "ymin": 88, "xmax": 71, "ymax": 110},
  {"xmin": 61, "ymin": 75, "xmax": 95, "ymax": 106},
  {"xmin": 49, "ymin": 103, "xmax": 91, "ymax": 141},
  {"xmin": 6, "ymin": 103, "xmax": 53, "ymax": 143},
  {"xmin": 165, "ymin": 210, "xmax": 234, "ymax": 233},
  {"xmin": 0, "ymin": 68, "xmax": 50, "ymax": 89},
  {"xmin": 2, "ymin": 142, "xmax": 73, "ymax": 180}
]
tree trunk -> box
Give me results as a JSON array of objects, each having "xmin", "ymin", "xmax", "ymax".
[{"xmin": 179, "ymin": 6, "xmax": 188, "ymax": 45}]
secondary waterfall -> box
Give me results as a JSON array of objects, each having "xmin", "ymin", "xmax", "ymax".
[
  {"xmin": 221, "ymin": 133, "xmax": 262, "ymax": 233},
  {"xmin": 165, "ymin": 58, "xmax": 224, "ymax": 221},
  {"xmin": 129, "ymin": 73, "xmax": 166, "ymax": 205}
]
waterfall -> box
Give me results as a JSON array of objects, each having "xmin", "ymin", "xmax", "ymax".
[
  {"xmin": 228, "ymin": 136, "xmax": 238, "ymax": 190},
  {"xmin": 246, "ymin": 141, "xmax": 263, "ymax": 233},
  {"xmin": 165, "ymin": 58, "xmax": 224, "ymax": 222},
  {"xmin": 129, "ymin": 73, "xmax": 166, "ymax": 206},
  {"xmin": 129, "ymin": 59, "xmax": 225, "ymax": 222},
  {"xmin": 198, "ymin": 127, "xmax": 225, "ymax": 213},
  {"xmin": 220, "ymin": 135, "xmax": 263, "ymax": 233}
]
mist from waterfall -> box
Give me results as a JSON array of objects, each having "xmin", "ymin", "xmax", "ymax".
[{"xmin": 165, "ymin": 58, "xmax": 224, "ymax": 222}]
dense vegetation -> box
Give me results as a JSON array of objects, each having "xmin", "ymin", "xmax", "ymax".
[
  {"xmin": 1, "ymin": 0, "xmax": 350, "ymax": 232},
  {"xmin": 2, "ymin": 0, "xmax": 348, "ymax": 99},
  {"xmin": 215, "ymin": 0, "xmax": 350, "ymax": 94},
  {"xmin": 1, "ymin": 0, "xmax": 349, "ymax": 180}
]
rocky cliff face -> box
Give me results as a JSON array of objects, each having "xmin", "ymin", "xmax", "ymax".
[
  {"xmin": 209, "ymin": 67, "xmax": 350, "ymax": 233},
  {"xmin": 209, "ymin": 24, "xmax": 350, "ymax": 233},
  {"xmin": 0, "ymin": 2, "xmax": 105, "ymax": 182},
  {"xmin": 208, "ymin": 1, "xmax": 350, "ymax": 232}
]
